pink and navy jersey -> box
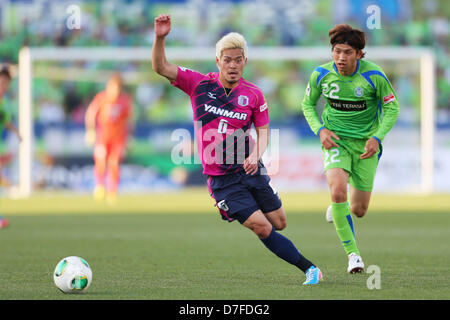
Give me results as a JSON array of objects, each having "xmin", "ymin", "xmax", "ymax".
[{"xmin": 171, "ymin": 66, "xmax": 269, "ymax": 176}]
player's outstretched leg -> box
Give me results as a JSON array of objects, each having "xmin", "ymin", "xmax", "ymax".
[
  {"xmin": 345, "ymin": 187, "xmax": 371, "ymax": 273},
  {"xmin": 326, "ymin": 169, "xmax": 364, "ymax": 273},
  {"xmin": 244, "ymin": 210, "xmax": 322, "ymax": 285},
  {"xmin": 331, "ymin": 202, "xmax": 364, "ymax": 273}
]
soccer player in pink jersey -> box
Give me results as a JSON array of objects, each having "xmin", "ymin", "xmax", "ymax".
[
  {"xmin": 85, "ymin": 73, "xmax": 133, "ymax": 205},
  {"xmin": 152, "ymin": 14, "xmax": 322, "ymax": 285}
]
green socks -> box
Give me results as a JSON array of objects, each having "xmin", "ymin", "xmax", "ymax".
[{"xmin": 331, "ymin": 202, "xmax": 359, "ymax": 256}]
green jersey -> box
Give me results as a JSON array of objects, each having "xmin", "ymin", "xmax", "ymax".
[{"xmin": 302, "ymin": 60, "xmax": 399, "ymax": 142}]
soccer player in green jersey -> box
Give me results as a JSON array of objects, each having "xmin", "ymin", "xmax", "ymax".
[
  {"xmin": 301, "ymin": 24, "xmax": 399, "ymax": 273},
  {"xmin": 0, "ymin": 66, "xmax": 21, "ymax": 229}
]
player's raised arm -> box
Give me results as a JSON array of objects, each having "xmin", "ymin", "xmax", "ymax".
[{"xmin": 152, "ymin": 14, "xmax": 178, "ymax": 82}]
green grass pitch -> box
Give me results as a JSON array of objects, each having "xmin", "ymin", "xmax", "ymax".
[{"xmin": 0, "ymin": 190, "xmax": 449, "ymax": 300}]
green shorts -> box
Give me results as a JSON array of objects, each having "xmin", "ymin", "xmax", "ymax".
[{"xmin": 322, "ymin": 137, "xmax": 381, "ymax": 192}]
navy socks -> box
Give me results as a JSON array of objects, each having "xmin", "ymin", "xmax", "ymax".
[{"xmin": 260, "ymin": 227, "xmax": 314, "ymax": 273}]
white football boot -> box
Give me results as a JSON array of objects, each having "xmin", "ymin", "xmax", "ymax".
[
  {"xmin": 347, "ymin": 252, "xmax": 364, "ymax": 274},
  {"xmin": 325, "ymin": 205, "xmax": 333, "ymax": 223}
]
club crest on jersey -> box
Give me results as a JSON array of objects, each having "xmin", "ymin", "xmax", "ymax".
[
  {"xmin": 238, "ymin": 95, "xmax": 249, "ymax": 106},
  {"xmin": 354, "ymin": 86, "xmax": 364, "ymax": 97}
]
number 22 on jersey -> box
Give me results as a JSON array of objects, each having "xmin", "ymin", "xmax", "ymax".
[{"xmin": 322, "ymin": 83, "xmax": 340, "ymax": 99}]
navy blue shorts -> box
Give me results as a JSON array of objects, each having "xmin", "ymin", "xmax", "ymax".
[{"xmin": 207, "ymin": 166, "xmax": 282, "ymax": 224}]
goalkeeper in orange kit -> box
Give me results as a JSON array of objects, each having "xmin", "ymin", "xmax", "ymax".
[{"xmin": 85, "ymin": 73, "xmax": 134, "ymax": 204}]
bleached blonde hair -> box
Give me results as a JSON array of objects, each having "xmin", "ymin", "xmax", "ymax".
[{"xmin": 215, "ymin": 32, "xmax": 248, "ymax": 60}]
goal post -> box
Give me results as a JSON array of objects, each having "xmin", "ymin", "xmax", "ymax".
[{"xmin": 17, "ymin": 46, "xmax": 436, "ymax": 198}]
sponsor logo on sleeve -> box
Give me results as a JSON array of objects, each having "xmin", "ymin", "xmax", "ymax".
[
  {"xmin": 259, "ymin": 103, "xmax": 268, "ymax": 112},
  {"xmin": 383, "ymin": 93, "xmax": 395, "ymax": 104}
]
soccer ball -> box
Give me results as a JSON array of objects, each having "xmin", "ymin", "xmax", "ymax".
[{"xmin": 53, "ymin": 256, "xmax": 92, "ymax": 293}]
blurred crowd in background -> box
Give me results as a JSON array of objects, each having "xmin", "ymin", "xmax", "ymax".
[
  {"xmin": 0, "ymin": 0, "xmax": 448, "ymax": 126},
  {"xmin": 0, "ymin": 0, "xmax": 448, "ymax": 192}
]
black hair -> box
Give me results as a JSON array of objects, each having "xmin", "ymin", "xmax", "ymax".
[{"xmin": 329, "ymin": 24, "xmax": 366, "ymax": 58}]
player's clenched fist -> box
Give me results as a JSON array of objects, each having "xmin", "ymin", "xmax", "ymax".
[
  {"xmin": 319, "ymin": 128, "xmax": 340, "ymax": 150},
  {"xmin": 154, "ymin": 14, "xmax": 171, "ymax": 38}
]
